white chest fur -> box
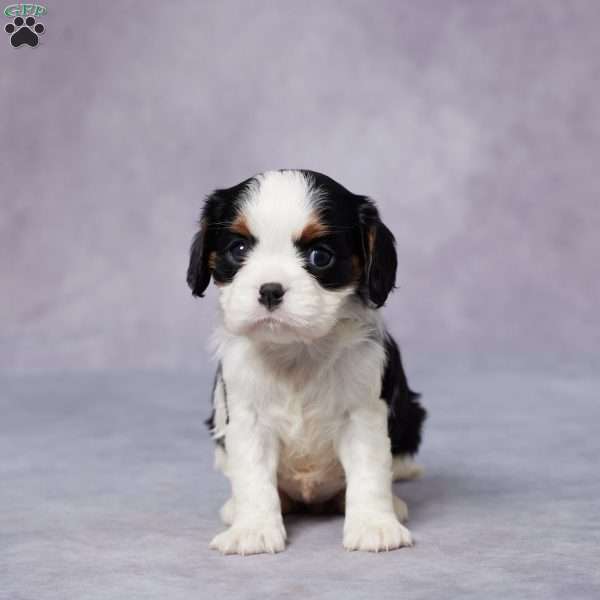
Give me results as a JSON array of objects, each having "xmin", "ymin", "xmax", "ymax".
[{"xmin": 212, "ymin": 304, "xmax": 387, "ymax": 504}]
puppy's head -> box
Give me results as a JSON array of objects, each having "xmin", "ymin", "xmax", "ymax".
[{"xmin": 187, "ymin": 170, "xmax": 397, "ymax": 344}]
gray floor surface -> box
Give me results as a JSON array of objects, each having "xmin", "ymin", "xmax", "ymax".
[{"xmin": 1, "ymin": 367, "xmax": 599, "ymax": 599}]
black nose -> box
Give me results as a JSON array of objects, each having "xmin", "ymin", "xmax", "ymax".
[{"xmin": 258, "ymin": 282, "xmax": 285, "ymax": 310}]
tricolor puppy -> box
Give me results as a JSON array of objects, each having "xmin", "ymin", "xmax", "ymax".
[{"xmin": 187, "ymin": 170, "xmax": 426, "ymax": 555}]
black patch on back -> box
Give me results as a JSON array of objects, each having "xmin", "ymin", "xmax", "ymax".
[
  {"xmin": 205, "ymin": 363, "xmax": 228, "ymax": 448},
  {"xmin": 380, "ymin": 333, "xmax": 426, "ymax": 455}
]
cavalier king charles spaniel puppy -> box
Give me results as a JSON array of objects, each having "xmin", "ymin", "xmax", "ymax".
[{"xmin": 187, "ymin": 169, "xmax": 426, "ymax": 555}]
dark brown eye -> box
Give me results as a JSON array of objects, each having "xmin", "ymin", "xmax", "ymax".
[
  {"xmin": 308, "ymin": 247, "xmax": 334, "ymax": 269},
  {"xmin": 227, "ymin": 239, "xmax": 249, "ymax": 263}
]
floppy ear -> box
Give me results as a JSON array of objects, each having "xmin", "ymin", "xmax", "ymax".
[
  {"xmin": 186, "ymin": 217, "xmax": 212, "ymax": 297},
  {"xmin": 359, "ymin": 199, "xmax": 398, "ymax": 308},
  {"xmin": 187, "ymin": 180, "xmax": 254, "ymax": 297}
]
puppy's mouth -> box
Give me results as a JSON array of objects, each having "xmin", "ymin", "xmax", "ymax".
[{"xmin": 246, "ymin": 316, "xmax": 295, "ymax": 333}]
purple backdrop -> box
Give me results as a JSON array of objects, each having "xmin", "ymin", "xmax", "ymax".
[{"xmin": 1, "ymin": 1, "xmax": 598, "ymax": 371}]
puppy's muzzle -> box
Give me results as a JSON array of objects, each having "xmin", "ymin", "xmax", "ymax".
[{"xmin": 258, "ymin": 282, "xmax": 285, "ymax": 311}]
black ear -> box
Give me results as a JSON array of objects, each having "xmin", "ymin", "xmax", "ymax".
[
  {"xmin": 187, "ymin": 178, "xmax": 256, "ymax": 297},
  {"xmin": 359, "ymin": 199, "xmax": 398, "ymax": 308},
  {"xmin": 186, "ymin": 217, "xmax": 212, "ymax": 297}
]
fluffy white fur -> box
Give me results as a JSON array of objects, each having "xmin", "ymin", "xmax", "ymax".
[{"xmin": 206, "ymin": 171, "xmax": 415, "ymax": 555}]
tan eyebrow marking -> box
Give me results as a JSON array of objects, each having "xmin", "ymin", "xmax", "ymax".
[
  {"xmin": 297, "ymin": 217, "xmax": 329, "ymax": 244},
  {"xmin": 230, "ymin": 214, "xmax": 252, "ymax": 238}
]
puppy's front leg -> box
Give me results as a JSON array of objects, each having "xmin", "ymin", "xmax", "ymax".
[
  {"xmin": 210, "ymin": 406, "xmax": 285, "ymax": 555},
  {"xmin": 338, "ymin": 399, "xmax": 413, "ymax": 552}
]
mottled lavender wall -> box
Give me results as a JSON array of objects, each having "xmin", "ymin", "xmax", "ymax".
[{"xmin": 1, "ymin": 1, "xmax": 598, "ymax": 371}]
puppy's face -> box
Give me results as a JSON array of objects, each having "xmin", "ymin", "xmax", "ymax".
[{"xmin": 188, "ymin": 170, "xmax": 397, "ymax": 344}]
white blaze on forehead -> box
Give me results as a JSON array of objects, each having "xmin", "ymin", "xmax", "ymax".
[
  {"xmin": 217, "ymin": 170, "xmax": 354, "ymax": 343},
  {"xmin": 241, "ymin": 171, "xmax": 319, "ymax": 248}
]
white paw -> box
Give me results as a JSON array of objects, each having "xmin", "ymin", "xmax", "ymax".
[
  {"xmin": 392, "ymin": 495, "xmax": 409, "ymax": 523},
  {"xmin": 219, "ymin": 498, "xmax": 235, "ymax": 525},
  {"xmin": 343, "ymin": 513, "xmax": 413, "ymax": 552},
  {"xmin": 210, "ymin": 519, "xmax": 287, "ymax": 555},
  {"xmin": 392, "ymin": 456, "xmax": 423, "ymax": 481}
]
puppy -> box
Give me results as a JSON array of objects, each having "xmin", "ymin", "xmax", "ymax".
[{"xmin": 187, "ymin": 170, "xmax": 426, "ymax": 555}]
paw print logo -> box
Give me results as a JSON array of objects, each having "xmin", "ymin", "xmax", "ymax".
[{"xmin": 5, "ymin": 16, "xmax": 45, "ymax": 47}]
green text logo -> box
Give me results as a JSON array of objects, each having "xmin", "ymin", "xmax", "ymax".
[{"xmin": 4, "ymin": 3, "xmax": 47, "ymax": 17}]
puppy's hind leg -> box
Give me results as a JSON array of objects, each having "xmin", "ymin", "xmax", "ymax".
[
  {"xmin": 392, "ymin": 456, "xmax": 423, "ymax": 481},
  {"xmin": 392, "ymin": 495, "xmax": 408, "ymax": 523}
]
